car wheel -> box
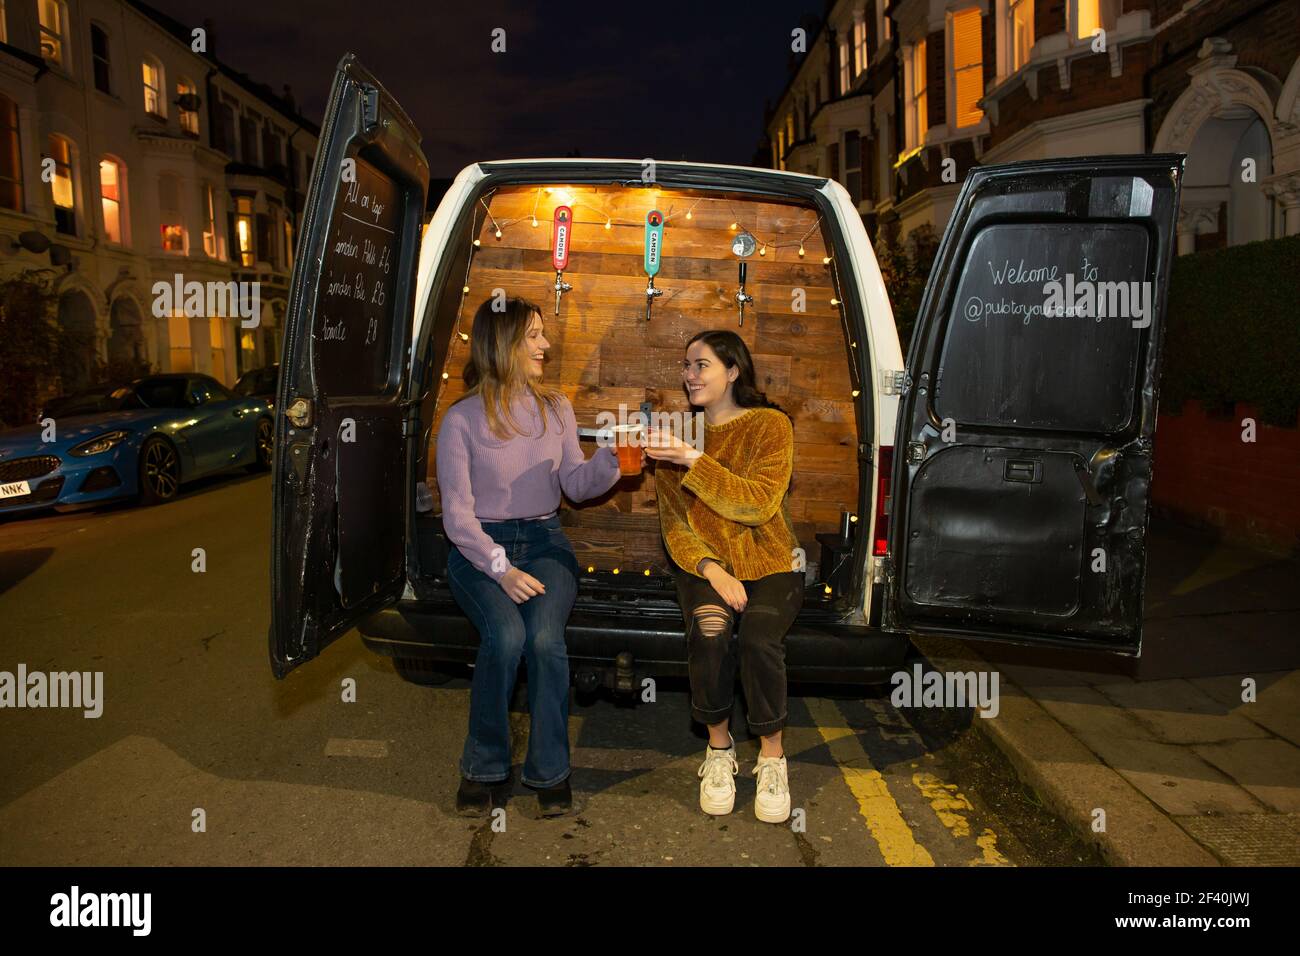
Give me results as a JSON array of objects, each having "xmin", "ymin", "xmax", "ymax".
[
  {"xmin": 392, "ymin": 657, "xmax": 462, "ymax": 686},
  {"xmin": 138, "ymin": 437, "xmax": 180, "ymax": 505},
  {"xmin": 247, "ymin": 417, "xmax": 274, "ymax": 472}
]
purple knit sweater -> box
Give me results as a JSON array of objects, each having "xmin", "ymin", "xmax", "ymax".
[{"xmin": 435, "ymin": 390, "xmax": 622, "ymax": 581}]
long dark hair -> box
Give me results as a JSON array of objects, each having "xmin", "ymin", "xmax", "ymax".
[{"xmin": 684, "ymin": 329, "xmax": 789, "ymax": 419}]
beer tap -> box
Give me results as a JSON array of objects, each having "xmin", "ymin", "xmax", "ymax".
[
  {"xmin": 551, "ymin": 205, "xmax": 573, "ymax": 315},
  {"xmin": 644, "ymin": 209, "xmax": 664, "ymax": 322},
  {"xmin": 732, "ymin": 230, "xmax": 756, "ymax": 326}
]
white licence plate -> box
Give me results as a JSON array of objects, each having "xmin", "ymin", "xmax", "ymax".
[{"xmin": 0, "ymin": 480, "xmax": 32, "ymax": 499}]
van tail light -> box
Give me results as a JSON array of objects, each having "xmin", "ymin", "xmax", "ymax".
[{"xmin": 873, "ymin": 445, "xmax": 893, "ymax": 557}]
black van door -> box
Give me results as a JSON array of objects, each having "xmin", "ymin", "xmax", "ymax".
[
  {"xmin": 886, "ymin": 155, "xmax": 1184, "ymax": 655},
  {"xmin": 269, "ymin": 54, "xmax": 428, "ymax": 677}
]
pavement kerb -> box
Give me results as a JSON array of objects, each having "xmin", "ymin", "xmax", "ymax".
[{"xmin": 910, "ymin": 635, "xmax": 1222, "ymax": 867}]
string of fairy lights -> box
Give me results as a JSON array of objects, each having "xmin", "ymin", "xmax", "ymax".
[{"xmin": 436, "ymin": 185, "xmax": 865, "ymax": 591}]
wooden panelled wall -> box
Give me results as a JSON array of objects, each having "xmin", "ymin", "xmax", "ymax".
[{"xmin": 425, "ymin": 185, "xmax": 858, "ymax": 575}]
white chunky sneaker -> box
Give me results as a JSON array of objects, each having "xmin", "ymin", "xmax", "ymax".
[
  {"xmin": 753, "ymin": 755, "xmax": 791, "ymax": 823},
  {"xmin": 698, "ymin": 737, "xmax": 739, "ymax": 815}
]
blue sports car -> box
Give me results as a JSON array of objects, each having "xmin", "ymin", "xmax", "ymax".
[{"xmin": 0, "ymin": 373, "xmax": 274, "ymax": 515}]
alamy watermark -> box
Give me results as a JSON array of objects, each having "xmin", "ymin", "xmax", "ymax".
[
  {"xmin": 0, "ymin": 664, "xmax": 103, "ymax": 718},
  {"xmin": 151, "ymin": 274, "xmax": 261, "ymax": 328},
  {"xmin": 890, "ymin": 663, "xmax": 999, "ymax": 718},
  {"xmin": 595, "ymin": 404, "xmax": 705, "ymax": 452}
]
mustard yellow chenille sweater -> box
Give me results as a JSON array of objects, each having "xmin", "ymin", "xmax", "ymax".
[{"xmin": 655, "ymin": 406, "xmax": 800, "ymax": 581}]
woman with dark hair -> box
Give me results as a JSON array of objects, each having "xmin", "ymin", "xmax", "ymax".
[
  {"xmin": 436, "ymin": 296, "xmax": 627, "ymax": 817},
  {"xmin": 645, "ymin": 329, "xmax": 804, "ymax": 823}
]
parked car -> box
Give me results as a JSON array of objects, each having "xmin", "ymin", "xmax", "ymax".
[
  {"xmin": 269, "ymin": 55, "xmax": 1183, "ymax": 688},
  {"xmin": 234, "ymin": 364, "xmax": 280, "ymax": 409},
  {"xmin": 0, "ymin": 374, "xmax": 273, "ymax": 515},
  {"xmin": 39, "ymin": 382, "xmax": 132, "ymax": 421}
]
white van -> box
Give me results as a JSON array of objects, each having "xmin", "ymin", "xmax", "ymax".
[{"xmin": 269, "ymin": 56, "xmax": 1185, "ymax": 689}]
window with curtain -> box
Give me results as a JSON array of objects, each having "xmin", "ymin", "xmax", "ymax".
[
  {"xmin": 1073, "ymin": 0, "xmax": 1118, "ymax": 39},
  {"xmin": 201, "ymin": 183, "xmax": 217, "ymax": 256},
  {"xmin": 48, "ymin": 135, "xmax": 76, "ymax": 235},
  {"xmin": 91, "ymin": 24, "xmax": 112, "ymax": 94},
  {"xmin": 158, "ymin": 173, "xmax": 184, "ymax": 252},
  {"xmin": 950, "ymin": 8, "xmax": 983, "ymax": 128},
  {"xmin": 907, "ymin": 40, "xmax": 927, "ymax": 149},
  {"xmin": 39, "ymin": 0, "xmax": 67, "ymax": 68},
  {"xmin": 233, "ymin": 194, "xmax": 254, "ymax": 266},
  {"xmin": 99, "ymin": 157, "xmax": 123, "ymax": 243},
  {"xmin": 178, "ymin": 79, "xmax": 199, "ymax": 135},
  {"xmin": 168, "ymin": 315, "xmax": 193, "ymax": 372},
  {"xmin": 142, "ymin": 58, "xmax": 164, "ymax": 116},
  {"xmin": 1008, "ymin": 0, "xmax": 1034, "ymax": 72},
  {"xmin": 210, "ymin": 318, "xmax": 227, "ymax": 381},
  {"xmin": 0, "ymin": 94, "xmax": 21, "ymax": 211}
]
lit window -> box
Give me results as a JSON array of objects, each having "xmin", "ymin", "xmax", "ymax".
[
  {"xmin": 48, "ymin": 135, "xmax": 76, "ymax": 235},
  {"xmin": 158, "ymin": 174, "xmax": 184, "ymax": 253},
  {"xmin": 39, "ymin": 0, "xmax": 67, "ymax": 68},
  {"xmin": 283, "ymin": 218, "xmax": 294, "ymax": 265},
  {"xmin": 854, "ymin": 16, "xmax": 868, "ymax": 74},
  {"xmin": 950, "ymin": 8, "xmax": 984, "ymax": 128},
  {"xmin": 178, "ymin": 78, "xmax": 199, "ymax": 135},
  {"xmin": 233, "ymin": 195, "xmax": 254, "ymax": 267},
  {"xmin": 168, "ymin": 314, "xmax": 193, "ymax": 372},
  {"xmin": 0, "ymin": 94, "xmax": 21, "ymax": 212},
  {"xmin": 875, "ymin": 0, "xmax": 891, "ymax": 47},
  {"xmin": 1076, "ymin": 0, "xmax": 1099, "ymax": 39},
  {"xmin": 142, "ymin": 58, "xmax": 164, "ymax": 116},
  {"xmin": 906, "ymin": 40, "xmax": 928, "ymax": 149},
  {"xmin": 839, "ymin": 38, "xmax": 850, "ymax": 94},
  {"xmin": 210, "ymin": 317, "xmax": 227, "ymax": 381},
  {"xmin": 201, "ymin": 183, "xmax": 217, "ymax": 257},
  {"xmin": 100, "ymin": 158, "xmax": 123, "ymax": 244},
  {"xmin": 1008, "ymin": 0, "xmax": 1034, "ymax": 71}
]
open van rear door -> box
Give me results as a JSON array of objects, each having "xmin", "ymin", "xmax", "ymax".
[
  {"xmin": 886, "ymin": 155, "xmax": 1183, "ymax": 655},
  {"xmin": 270, "ymin": 55, "xmax": 428, "ymax": 677}
]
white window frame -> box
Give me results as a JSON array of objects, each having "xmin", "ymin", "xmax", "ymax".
[
  {"xmin": 875, "ymin": 0, "xmax": 891, "ymax": 49},
  {"xmin": 838, "ymin": 37, "xmax": 850, "ymax": 94},
  {"xmin": 853, "ymin": 11, "xmax": 868, "ymax": 76},
  {"xmin": 903, "ymin": 39, "xmax": 928, "ymax": 152},
  {"xmin": 38, "ymin": 0, "xmax": 69, "ymax": 70},
  {"xmin": 142, "ymin": 56, "xmax": 166, "ymax": 117},
  {"xmin": 998, "ymin": 0, "xmax": 1034, "ymax": 77}
]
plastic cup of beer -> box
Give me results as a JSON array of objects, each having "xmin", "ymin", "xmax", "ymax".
[{"xmin": 610, "ymin": 424, "xmax": 644, "ymax": 476}]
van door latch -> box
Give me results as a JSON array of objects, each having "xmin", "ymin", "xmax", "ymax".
[{"xmin": 881, "ymin": 370, "xmax": 910, "ymax": 396}]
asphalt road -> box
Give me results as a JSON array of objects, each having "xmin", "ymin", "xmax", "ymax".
[{"xmin": 0, "ymin": 472, "xmax": 1099, "ymax": 866}]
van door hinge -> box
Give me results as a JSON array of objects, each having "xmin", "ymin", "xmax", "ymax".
[{"xmin": 881, "ymin": 370, "xmax": 910, "ymax": 396}]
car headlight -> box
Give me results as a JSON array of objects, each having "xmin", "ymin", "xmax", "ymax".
[{"xmin": 69, "ymin": 430, "xmax": 130, "ymax": 457}]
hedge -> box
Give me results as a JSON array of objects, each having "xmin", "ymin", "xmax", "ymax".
[{"xmin": 1162, "ymin": 233, "xmax": 1300, "ymax": 426}]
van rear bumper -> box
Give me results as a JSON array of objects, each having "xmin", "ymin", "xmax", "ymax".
[{"xmin": 358, "ymin": 599, "xmax": 909, "ymax": 686}]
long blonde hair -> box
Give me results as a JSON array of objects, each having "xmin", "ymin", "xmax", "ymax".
[{"xmin": 453, "ymin": 296, "xmax": 564, "ymax": 440}]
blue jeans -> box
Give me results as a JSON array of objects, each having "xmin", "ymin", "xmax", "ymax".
[{"xmin": 447, "ymin": 514, "xmax": 578, "ymax": 789}]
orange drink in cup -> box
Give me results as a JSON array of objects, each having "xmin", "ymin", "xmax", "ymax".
[{"xmin": 610, "ymin": 423, "xmax": 644, "ymax": 476}]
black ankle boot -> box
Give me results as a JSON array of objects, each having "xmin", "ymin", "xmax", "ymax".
[
  {"xmin": 456, "ymin": 777, "xmax": 509, "ymax": 817},
  {"xmin": 536, "ymin": 778, "xmax": 572, "ymax": 817}
]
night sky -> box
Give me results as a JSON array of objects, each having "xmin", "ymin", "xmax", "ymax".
[{"xmin": 152, "ymin": 0, "xmax": 824, "ymax": 178}]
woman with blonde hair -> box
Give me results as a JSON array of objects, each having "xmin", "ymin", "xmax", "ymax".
[
  {"xmin": 646, "ymin": 329, "xmax": 803, "ymax": 823},
  {"xmin": 436, "ymin": 296, "xmax": 625, "ymax": 816}
]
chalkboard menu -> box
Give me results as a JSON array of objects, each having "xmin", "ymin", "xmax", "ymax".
[
  {"xmin": 313, "ymin": 155, "xmax": 400, "ymax": 396},
  {"xmin": 935, "ymin": 223, "xmax": 1149, "ymax": 433}
]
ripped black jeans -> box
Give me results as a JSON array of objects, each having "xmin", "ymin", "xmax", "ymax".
[{"xmin": 673, "ymin": 566, "xmax": 805, "ymax": 736}]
